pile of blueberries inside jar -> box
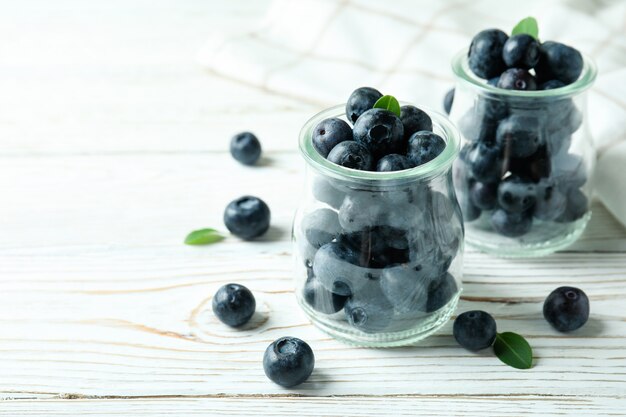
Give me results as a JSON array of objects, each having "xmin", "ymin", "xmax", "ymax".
[{"xmin": 451, "ymin": 28, "xmax": 590, "ymax": 237}]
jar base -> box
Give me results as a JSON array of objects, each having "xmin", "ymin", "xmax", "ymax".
[
  {"xmin": 296, "ymin": 293, "xmax": 460, "ymax": 347},
  {"xmin": 465, "ymin": 212, "xmax": 591, "ymax": 258}
]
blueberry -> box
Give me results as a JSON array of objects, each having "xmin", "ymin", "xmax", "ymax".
[
  {"xmin": 497, "ymin": 68, "xmax": 538, "ymax": 91},
  {"xmin": 491, "ymin": 208, "xmax": 533, "ymax": 237},
  {"xmin": 487, "ymin": 76, "xmax": 500, "ymax": 86},
  {"xmin": 443, "ymin": 88, "xmax": 455, "ymax": 115},
  {"xmin": 505, "ymin": 146, "xmax": 551, "ymax": 182},
  {"xmin": 551, "ymin": 153, "xmax": 586, "ymax": 188},
  {"xmin": 460, "ymin": 193, "xmax": 482, "ymax": 222},
  {"xmin": 534, "ymin": 179, "xmax": 567, "ymax": 221},
  {"xmin": 470, "ymin": 181, "xmax": 498, "ymax": 210},
  {"xmin": 476, "ymin": 96, "xmax": 508, "ymax": 122},
  {"xmin": 547, "ymin": 127, "xmax": 572, "ymax": 156},
  {"xmin": 535, "ymin": 41, "xmax": 583, "ymax": 85},
  {"xmin": 327, "ymin": 141, "xmax": 374, "ymax": 171},
  {"xmin": 425, "ymin": 273, "xmax": 458, "ymax": 312},
  {"xmin": 556, "ymin": 188, "xmax": 588, "ymax": 223},
  {"xmin": 338, "ymin": 191, "xmax": 421, "ymax": 232},
  {"xmin": 497, "ymin": 177, "xmax": 536, "ymax": 213},
  {"xmin": 468, "ymin": 29, "xmax": 508, "ymax": 79},
  {"xmin": 224, "ymin": 196, "xmax": 270, "ymax": 240},
  {"xmin": 230, "ymin": 132, "xmax": 262, "ymax": 165},
  {"xmin": 541, "ymin": 80, "xmax": 566, "ymax": 90},
  {"xmin": 338, "ymin": 227, "xmax": 410, "ymax": 268},
  {"xmin": 458, "ymin": 112, "xmax": 498, "ymax": 143},
  {"xmin": 496, "ymin": 115, "xmax": 543, "ymax": 158},
  {"xmin": 407, "ymin": 131, "xmax": 446, "ymax": 166},
  {"xmin": 400, "ymin": 105, "xmax": 432, "ymax": 139},
  {"xmin": 313, "ymin": 242, "xmax": 374, "ymax": 296},
  {"xmin": 263, "ymin": 337, "xmax": 315, "ymax": 387},
  {"xmin": 303, "ymin": 274, "xmax": 347, "ymax": 314},
  {"xmin": 312, "ymin": 177, "xmax": 346, "ymax": 209},
  {"xmin": 353, "ymin": 108, "xmax": 404, "ymax": 159},
  {"xmin": 380, "ymin": 263, "xmax": 430, "ymax": 314},
  {"xmin": 502, "ymin": 34, "xmax": 540, "ymax": 69},
  {"xmin": 376, "ymin": 154, "xmax": 414, "ymax": 172},
  {"xmin": 453, "ymin": 310, "xmax": 497, "ymax": 351},
  {"xmin": 344, "ymin": 285, "xmax": 394, "ymax": 333},
  {"xmin": 543, "ymin": 286, "xmax": 589, "ymax": 332},
  {"xmin": 312, "ymin": 118, "xmax": 352, "ymax": 158},
  {"xmin": 302, "ymin": 208, "xmax": 342, "ymax": 248},
  {"xmin": 467, "ymin": 141, "xmax": 504, "ymax": 182},
  {"xmin": 212, "ymin": 283, "xmax": 256, "ymax": 327},
  {"xmin": 346, "ymin": 86, "xmax": 383, "ymax": 124}
]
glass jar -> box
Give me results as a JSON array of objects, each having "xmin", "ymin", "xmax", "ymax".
[
  {"xmin": 293, "ymin": 104, "xmax": 463, "ymax": 347},
  {"xmin": 450, "ymin": 50, "xmax": 597, "ymax": 257}
]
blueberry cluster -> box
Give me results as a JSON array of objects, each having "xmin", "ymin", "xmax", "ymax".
[
  {"xmin": 455, "ymin": 29, "xmax": 588, "ymax": 237},
  {"xmin": 313, "ymin": 87, "xmax": 446, "ymax": 172},
  {"xmin": 300, "ymin": 176, "xmax": 462, "ymax": 333}
]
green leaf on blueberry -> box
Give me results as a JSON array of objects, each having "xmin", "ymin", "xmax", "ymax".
[
  {"xmin": 511, "ymin": 16, "xmax": 539, "ymax": 39},
  {"xmin": 373, "ymin": 95, "xmax": 401, "ymax": 117},
  {"xmin": 493, "ymin": 332, "xmax": 533, "ymax": 369},
  {"xmin": 184, "ymin": 228, "xmax": 225, "ymax": 245}
]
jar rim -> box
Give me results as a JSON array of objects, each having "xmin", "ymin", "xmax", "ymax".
[
  {"xmin": 298, "ymin": 104, "xmax": 460, "ymax": 184},
  {"xmin": 451, "ymin": 48, "xmax": 597, "ymax": 98}
]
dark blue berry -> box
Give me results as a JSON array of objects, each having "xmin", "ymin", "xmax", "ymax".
[
  {"xmin": 353, "ymin": 108, "xmax": 404, "ymax": 159},
  {"xmin": 453, "ymin": 310, "xmax": 497, "ymax": 351},
  {"xmin": 230, "ymin": 132, "xmax": 261, "ymax": 165},
  {"xmin": 496, "ymin": 114, "xmax": 543, "ymax": 158},
  {"xmin": 497, "ymin": 177, "xmax": 536, "ymax": 213},
  {"xmin": 337, "ymin": 227, "xmax": 410, "ymax": 268},
  {"xmin": 303, "ymin": 274, "xmax": 347, "ymax": 314},
  {"xmin": 212, "ymin": 283, "xmax": 256, "ymax": 327},
  {"xmin": 535, "ymin": 41, "xmax": 583, "ymax": 85},
  {"xmin": 376, "ymin": 154, "xmax": 414, "ymax": 172},
  {"xmin": 468, "ymin": 29, "xmax": 509, "ymax": 79},
  {"xmin": 344, "ymin": 284, "xmax": 394, "ymax": 333},
  {"xmin": 443, "ymin": 88, "xmax": 455, "ymax": 114},
  {"xmin": 470, "ymin": 181, "xmax": 498, "ymax": 210},
  {"xmin": 263, "ymin": 337, "xmax": 315, "ymax": 387},
  {"xmin": 224, "ymin": 196, "xmax": 270, "ymax": 240},
  {"xmin": 346, "ymin": 86, "xmax": 383, "ymax": 124},
  {"xmin": 466, "ymin": 141, "xmax": 504, "ymax": 182},
  {"xmin": 543, "ymin": 286, "xmax": 589, "ymax": 332},
  {"xmin": 458, "ymin": 112, "xmax": 498, "ymax": 143},
  {"xmin": 302, "ymin": 208, "xmax": 342, "ymax": 249},
  {"xmin": 476, "ymin": 96, "xmax": 508, "ymax": 122},
  {"xmin": 312, "ymin": 177, "xmax": 346, "ymax": 209},
  {"xmin": 312, "ymin": 117, "xmax": 352, "ymax": 158},
  {"xmin": 407, "ymin": 131, "xmax": 446, "ymax": 166},
  {"xmin": 506, "ymin": 145, "xmax": 551, "ymax": 182},
  {"xmin": 487, "ymin": 76, "xmax": 500, "ymax": 86},
  {"xmin": 556, "ymin": 188, "xmax": 588, "ymax": 223},
  {"xmin": 534, "ymin": 179, "xmax": 567, "ymax": 221},
  {"xmin": 400, "ymin": 105, "xmax": 432, "ymax": 139},
  {"xmin": 497, "ymin": 68, "xmax": 538, "ymax": 91},
  {"xmin": 313, "ymin": 242, "xmax": 372, "ymax": 296},
  {"xmin": 541, "ymin": 80, "xmax": 566, "ymax": 90},
  {"xmin": 491, "ymin": 208, "xmax": 532, "ymax": 237},
  {"xmin": 426, "ymin": 273, "xmax": 458, "ymax": 312},
  {"xmin": 327, "ymin": 141, "xmax": 373, "ymax": 171},
  {"xmin": 502, "ymin": 34, "xmax": 540, "ymax": 69},
  {"xmin": 380, "ymin": 263, "xmax": 431, "ymax": 314}
]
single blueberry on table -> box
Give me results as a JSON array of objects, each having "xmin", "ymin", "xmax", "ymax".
[
  {"xmin": 263, "ymin": 337, "xmax": 315, "ymax": 387},
  {"xmin": 535, "ymin": 41, "xmax": 583, "ymax": 85},
  {"xmin": 345, "ymin": 86, "xmax": 383, "ymax": 124},
  {"xmin": 496, "ymin": 114, "xmax": 543, "ymax": 158},
  {"xmin": 407, "ymin": 131, "xmax": 446, "ymax": 166},
  {"xmin": 541, "ymin": 79, "xmax": 566, "ymax": 90},
  {"xmin": 400, "ymin": 105, "xmax": 433, "ymax": 139},
  {"xmin": 467, "ymin": 141, "xmax": 504, "ymax": 183},
  {"xmin": 468, "ymin": 29, "xmax": 509, "ymax": 79},
  {"xmin": 470, "ymin": 181, "xmax": 498, "ymax": 210},
  {"xmin": 443, "ymin": 88, "xmax": 455, "ymax": 115},
  {"xmin": 543, "ymin": 286, "xmax": 589, "ymax": 332},
  {"xmin": 230, "ymin": 132, "xmax": 262, "ymax": 166},
  {"xmin": 491, "ymin": 208, "xmax": 533, "ymax": 237},
  {"xmin": 376, "ymin": 154, "xmax": 414, "ymax": 172},
  {"xmin": 327, "ymin": 141, "xmax": 374, "ymax": 171},
  {"xmin": 303, "ymin": 274, "xmax": 347, "ymax": 315},
  {"xmin": 312, "ymin": 117, "xmax": 352, "ymax": 158},
  {"xmin": 453, "ymin": 310, "xmax": 497, "ymax": 351},
  {"xmin": 302, "ymin": 208, "xmax": 342, "ymax": 249},
  {"xmin": 223, "ymin": 196, "xmax": 271, "ymax": 240},
  {"xmin": 212, "ymin": 283, "xmax": 256, "ymax": 327},
  {"xmin": 497, "ymin": 68, "xmax": 538, "ymax": 91},
  {"xmin": 425, "ymin": 273, "xmax": 458, "ymax": 313},
  {"xmin": 497, "ymin": 177, "xmax": 537, "ymax": 213},
  {"xmin": 353, "ymin": 108, "xmax": 405, "ymax": 159},
  {"xmin": 502, "ymin": 34, "xmax": 540, "ymax": 69}
]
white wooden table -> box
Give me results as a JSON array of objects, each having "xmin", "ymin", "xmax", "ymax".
[{"xmin": 1, "ymin": 1, "xmax": 625, "ymax": 415}]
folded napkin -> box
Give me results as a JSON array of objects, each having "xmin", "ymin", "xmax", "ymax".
[{"xmin": 198, "ymin": 0, "xmax": 626, "ymax": 226}]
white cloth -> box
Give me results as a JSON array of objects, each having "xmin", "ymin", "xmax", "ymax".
[{"xmin": 198, "ymin": 0, "xmax": 626, "ymax": 226}]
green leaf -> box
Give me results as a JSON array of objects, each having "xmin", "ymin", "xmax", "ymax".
[
  {"xmin": 373, "ymin": 95, "xmax": 401, "ymax": 117},
  {"xmin": 493, "ymin": 332, "xmax": 533, "ymax": 369},
  {"xmin": 511, "ymin": 17, "xmax": 539, "ymax": 39},
  {"xmin": 184, "ymin": 228, "xmax": 225, "ymax": 245}
]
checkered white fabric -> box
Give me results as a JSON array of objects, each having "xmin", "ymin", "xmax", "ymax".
[{"xmin": 198, "ymin": 0, "xmax": 626, "ymax": 225}]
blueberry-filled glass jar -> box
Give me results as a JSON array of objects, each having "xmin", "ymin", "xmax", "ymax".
[
  {"xmin": 450, "ymin": 50, "xmax": 597, "ymax": 257},
  {"xmin": 293, "ymin": 105, "xmax": 463, "ymax": 347}
]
